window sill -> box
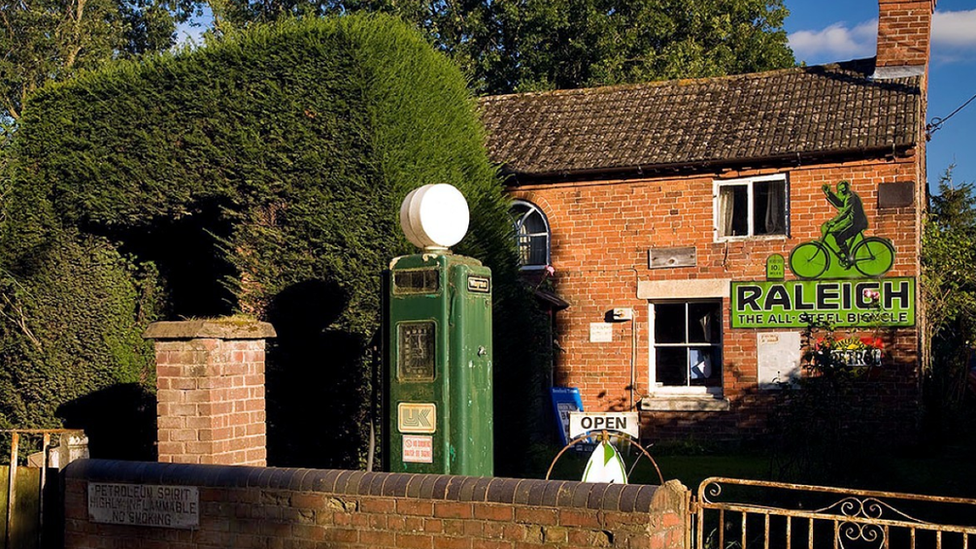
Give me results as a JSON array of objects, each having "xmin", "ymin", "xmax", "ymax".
[
  {"xmin": 639, "ymin": 395, "xmax": 731, "ymax": 412},
  {"xmin": 713, "ymin": 234, "xmax": 788, "ymax": 244}
]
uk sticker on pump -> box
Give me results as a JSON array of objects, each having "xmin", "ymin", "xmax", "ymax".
[{"xmin": 398, "ymin": 402, "xmax": 437, "ymax": 434}]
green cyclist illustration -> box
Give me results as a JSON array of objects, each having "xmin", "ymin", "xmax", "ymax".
[
  {"xmin": 789, "ymin": 180, "xmax": 895, "ymax": 279},
  {"xmin": 821, "ymin": 180, "xmax": 868, "ymax": 266}
]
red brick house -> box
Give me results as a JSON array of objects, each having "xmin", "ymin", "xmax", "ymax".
[{"xmin": 480, "ymin": 0, "xmax": 934, "ymax": 442}]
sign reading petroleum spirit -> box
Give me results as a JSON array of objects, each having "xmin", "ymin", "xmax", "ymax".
[{"xmin": 731, "ymin": 278, "xmax": 915, "ymax": 328}]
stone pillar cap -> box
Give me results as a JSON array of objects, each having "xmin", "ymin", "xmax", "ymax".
[{"xmin": 143, "ymin": 317, "xmax": 277, "ymax": 340}]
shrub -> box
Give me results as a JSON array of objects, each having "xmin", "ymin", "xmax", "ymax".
[{"xmin": 2, "ymin": 14, "xmax": 548, "ymax": 471}]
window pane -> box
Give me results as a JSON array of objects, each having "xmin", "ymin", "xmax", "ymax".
[
  {"xmin": 687, "ymin": 303, "xmax": 720, "ymax": 343},
  {"xmin": 719, "ymin": 185, "xmax": 748, "ymax": 237},
  {"xmin": 525, "ymin": 234, "xmax": 547, "ymax": 265},
  {"xmin": 656, "ymin": 348, "xmax": 688, "ymax": 386},
  {"xmin": 753, "ymin": 180, "xmax": 786, "ymax": 235},
  {"xmin": 655, "ymin": 303, "xmax": 686, "ymax": 343},
  {"xmin": 523, "ymin": 212, "xmax": 546, "ymax": 235},
  {"xmin": 688, "ymin": 347, "xmax": 721, "ymax": 387},
  {"xmin": 517, "ymin": 234, "xmax": 532, "ymax": 265}
]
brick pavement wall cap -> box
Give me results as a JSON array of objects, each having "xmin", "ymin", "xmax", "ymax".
[
  {"xmin": 143, "ymin": 319, "xmax": 277, "ymax": 341},
  {"xmin": 64, "ymin": 459, "xmax": 691, "ymax": 549}
]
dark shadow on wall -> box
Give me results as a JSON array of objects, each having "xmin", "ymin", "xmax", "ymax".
[
  {"xmin": 265, "ymin": 279, "xmax": 371, "ymax": 470},
  {"xmin": 57, "ymin": 383, "xmax": 157, "ymax": 461}
]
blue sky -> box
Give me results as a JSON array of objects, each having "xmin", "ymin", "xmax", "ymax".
[
  {"xmin": 179, "ymin": 3, "xmax": 975, "ymax": 192},
  {"xmin": 784, "ymin": 0, "xmax": 976, "ymax": 193}
]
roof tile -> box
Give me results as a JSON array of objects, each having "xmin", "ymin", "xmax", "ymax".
[{"xmin": 479, "ymin": 59, "xmax": 921, "ymax": 178}]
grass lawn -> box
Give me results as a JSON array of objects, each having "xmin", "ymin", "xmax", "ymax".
[{"xmin": 540, "ymin": 442, "xmax": 976, "ymax": 499}]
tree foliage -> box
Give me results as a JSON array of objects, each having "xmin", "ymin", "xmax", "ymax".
[
  {"xmin": 204, "ymin": 0, "xmax": 795, "ymax": 95},
  {"xmin": 0, "ymin": 0, "xmax": 195, "ymax": 138},
  {"xmin": 1, "ymin": 15, "xmax": 547, "ymax": 471},
  {"xmin": 922, "ymin": 167, "xmax": 976, "ymax": 415}
]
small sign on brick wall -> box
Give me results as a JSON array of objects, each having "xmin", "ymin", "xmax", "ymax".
[
  {"xmin": 648, "ymin": 246, "xmax": 696, "ymax": 269},
  {"xmin": 88, "ymin": 483, "xmax": 199, "ymax": 529},
  {"xmin": 589, "ymin": 323, "xmax": 613, "ymax": 342}
]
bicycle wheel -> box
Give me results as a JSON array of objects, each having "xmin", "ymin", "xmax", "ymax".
[
  {"xmin": 789, "ymin": 241, "xmax": 830, "ymax": 279},
  {"xmin": 852, "ymin": 237, "xmax": 895, "ymax": 277}
]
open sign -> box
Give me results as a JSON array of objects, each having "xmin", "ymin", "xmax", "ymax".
[{"xmin": 569, "ymin": 412, "xmax": 639, "ymax": 439}]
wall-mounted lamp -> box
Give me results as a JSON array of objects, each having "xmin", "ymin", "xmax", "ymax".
[
  {"xmin": 605, "ymin": 308, "xmax": 634, "ymax": 322},
  {"xmin": 611, "ymin": 308, "xmax": 634, "ymax": 321}
]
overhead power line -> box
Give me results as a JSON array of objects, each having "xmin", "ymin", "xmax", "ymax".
[{"xmin": 927, "ymin": 91, "xmax": 976, "ymax": 140}]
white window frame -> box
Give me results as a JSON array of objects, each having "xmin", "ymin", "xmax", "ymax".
[
  {"xmin": 510, "ymin": 200, "xmax": 551, "ymax": 270},
  {"xmin": 713, "ymin": 173, "xmax": 789, "ymax": 242},
  {"xmin": 647, "ymin": 300, "xmax": 724, "ymax": 396}
]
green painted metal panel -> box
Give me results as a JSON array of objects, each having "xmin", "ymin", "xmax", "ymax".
[
  {"xmin": 730, "ymin": 277, "xmax": 916, "ymax": 329},
  {"xmin": 386, "ymin": 253, "xmax": 493, "ymax": 476}
]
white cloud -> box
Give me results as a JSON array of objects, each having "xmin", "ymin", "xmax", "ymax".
[
  {"xmin": 933, "ymin": 9, "xmax": 976, "ymax": 48},
  {"xmin": 789, "ymin": 9, "xmax": 976, "ymax": 67},
  {"xmin": 788, "ymin": 20, "xmax": 877, "ymax": 65}
]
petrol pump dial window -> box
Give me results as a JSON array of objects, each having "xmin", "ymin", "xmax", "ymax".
[
  {"xmin": 393, "ymin": 269, "xmax": 439, "ymax": 294},
  {"xmin": 398, "ymin": 321, "xmax": 436, "ymax": 381}
]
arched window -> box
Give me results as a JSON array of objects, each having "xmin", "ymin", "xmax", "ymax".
[{"xmin": 510, "ymin": 200, "xmax": 550, "ymax": 269}]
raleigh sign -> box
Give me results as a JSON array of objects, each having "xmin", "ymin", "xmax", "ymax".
[{"xmin": 731, "ymin": 278, "xmax": 915, "ymax": 329}]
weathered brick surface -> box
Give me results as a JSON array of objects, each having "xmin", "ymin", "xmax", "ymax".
[
  {"xmin": 64, "ymin": 460, "xmax": 690, "ymax": 549},
  {"xmin": 509, "ymin": 156, "xmax": 925, "ymax": 443},
  {"xmin": 876, "ymin": 0, "xmax": 935, "ymax": 68},
  {"xmin": 145, "ymin": 319, "xmax": 274, "ymax": 466}
]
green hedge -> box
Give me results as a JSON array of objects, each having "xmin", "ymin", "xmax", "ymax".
[{"xmin": 2, "ymin": 14, "xmax": 548, "ymax": 471}]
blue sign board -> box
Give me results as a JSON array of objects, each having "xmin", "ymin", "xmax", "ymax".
[{"xmin": 550, "ymin": 387, "xmax": 584, "ymax": 446}]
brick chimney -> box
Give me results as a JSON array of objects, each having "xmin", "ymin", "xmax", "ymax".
[{"xmin": 874, "ymin": 0, "xmax": 936, "ymax": 77}]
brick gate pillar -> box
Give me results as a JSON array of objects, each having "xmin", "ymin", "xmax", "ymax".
[{"xmin": 143, "ymin": 318, "xmax": 276, "ymax": 466}]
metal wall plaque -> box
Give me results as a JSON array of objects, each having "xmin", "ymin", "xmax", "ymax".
[
  {"xmin": 649, "ymin": 246, "xmax": 696, "ymax": 269},
  {"xmin": 88, "ymin": 483, "xmax": 199, "ymax": 529},
  {"xmin": 589, "ymin": 322, "xmax": 613, "ymax": 342},
  {"xmin": 398, "ymin": 321, "xmax": 436, "ymax": 380},
  {"xmin": 731, "ymin": 278, "xmax": 915, "ymax": 328},
  {"xmin": 766, "ymin": 254, "xmax": 785, "ymax": 280},
  {"xmin": 878, "ymin": 181, "xmax": 914, "ymax": 209},
  {"xmin": 757, "ymin": 332, "xmax": 801, "ymax": 390}
]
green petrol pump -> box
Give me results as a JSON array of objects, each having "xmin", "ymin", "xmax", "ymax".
[{"xmin": 384, "ymin": 184, "xmax": 493, "ymax": 476}]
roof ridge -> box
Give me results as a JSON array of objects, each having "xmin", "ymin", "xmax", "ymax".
[{"xmin": 479, "ymin": 58, "xmax": 878, "ymax": 102}]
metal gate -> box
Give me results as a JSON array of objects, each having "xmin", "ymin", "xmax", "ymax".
[
  {"xmin": 694, "ymin": 477, "xmax": 976, "ymax": 549},
  {"xmin": 1, "ymin": 430, "xmax": 86, "ymax": 549}
]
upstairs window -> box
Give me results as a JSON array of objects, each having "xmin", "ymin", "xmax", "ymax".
[
  {"xmin": 714, "ymin": 174, "xmax": 788, "ymax": 240},
  {"xmin": 510, "ymin": 200, "xmax": 550, "ymax": 269}
]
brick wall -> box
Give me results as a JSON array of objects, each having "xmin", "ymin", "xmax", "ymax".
[
  {"xmin": 509, "ymin": 157, "xmax": 923, "ymax": 442},
  {"xmin": 64, "ymin": 459, "xmax": 690, "ymax": 549},
  {"xmin": 144, "ymin": 319, "xmax": 276, "ymax": 466}
]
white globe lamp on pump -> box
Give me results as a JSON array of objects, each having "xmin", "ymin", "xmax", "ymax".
[{"xmin": 399, "ymin": 184, "xmax": 470, "ymax": 250}]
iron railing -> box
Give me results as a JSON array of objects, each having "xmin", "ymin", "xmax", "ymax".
[{"xmin": 695, "ymin": 477, "xmax": 976, "ymax": 549}]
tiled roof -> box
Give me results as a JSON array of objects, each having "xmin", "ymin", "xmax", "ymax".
[{"xmin": 478, "ymin": 59, "xmax": 922, "ymax": 179}]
